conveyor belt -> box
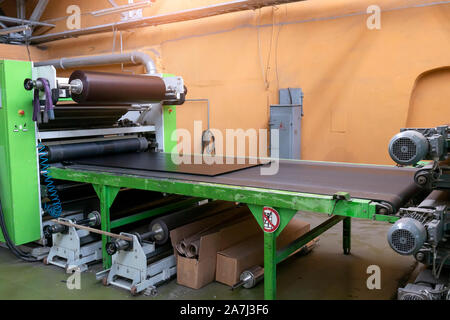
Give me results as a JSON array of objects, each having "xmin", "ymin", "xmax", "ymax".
[
  {"xmin": 64, "ymin": 154, "xmax": 422, "ymax": 211},
  {"xmin": 74, "ymin": 152, "xmax": 265, "ymax": 176}
]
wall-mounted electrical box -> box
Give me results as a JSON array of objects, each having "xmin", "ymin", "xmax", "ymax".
[{"xmin": 269, "ymin": 88, "xmax": 303, "ymax": 160}]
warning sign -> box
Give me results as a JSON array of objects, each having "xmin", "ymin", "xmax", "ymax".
[{"xmin": 262, "ymin": 207, "xmax": 280, "ymax": 233}]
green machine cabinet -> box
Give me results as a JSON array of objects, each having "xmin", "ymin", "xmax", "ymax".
[
  {"xmin": 162, "ymin": 73, "xmax": 178, "ymax": 153},
  {"xmin": 0, "ymin": 60, "xmax": 41, "ymax": 245}
]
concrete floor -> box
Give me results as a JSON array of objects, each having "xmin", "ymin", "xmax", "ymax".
[{"xmin": 0, "ymin": 212, "xmax": 418, "ymax": 300}]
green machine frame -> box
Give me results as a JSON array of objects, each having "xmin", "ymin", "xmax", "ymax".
[
  {"xmin": 0, "ymin": 60, "xmax": 41, "ymax": 245},
  {"xmin": 0, "ymin": 61, "xmax": 180, "ymax": 246},
  {"xmin": 48, "ymin": 166, "xmax": 399, "ymax": 300},
  {"xmin": 0, "ymin": 59, "xmax": 400, "ymax": 300}
]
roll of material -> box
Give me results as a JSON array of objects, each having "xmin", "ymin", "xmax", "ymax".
[
  {"xmin": 186, "ymin": 240, "xmax": 200, "ymax": 258},
  {"xmin": 47, "ymin": 137, "xmax": 148, "ymax": 163},
  {"xmin": 149, "ymin": 201, "xmax": 237, "ymax": 245},
  {"xmin": 69, "ymin": 70, "xmax": 167, "ymax": 104}
]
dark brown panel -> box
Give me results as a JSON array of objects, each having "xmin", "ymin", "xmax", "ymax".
[{"xmin": 73, "ymin": 152, "xmax": 264, "ymax": 176}]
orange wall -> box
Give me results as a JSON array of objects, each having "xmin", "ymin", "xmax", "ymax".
[
  {"xmin": 8, "ymin": 0, "xmax": 450, "ymax": 164},
  {"xmin": 0, "ymin": 44, "xmax": 46, "ymax": 61}
]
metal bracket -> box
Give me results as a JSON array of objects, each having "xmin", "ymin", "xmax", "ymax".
[
  {"xmin": 99, "ymin": 232, "xmax": 176, "ymax": 295},
  {"xmin": 45, "ymin": 218, "xmax": 102, "ymax": 272},
  {"xmin": 329, "ymin": 192, "xmax": 350, "ymax": 217}
]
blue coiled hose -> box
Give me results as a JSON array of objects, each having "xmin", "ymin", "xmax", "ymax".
[{"xmin": 38, "ymin": 143, "xmax": 62, "ymax": 218}]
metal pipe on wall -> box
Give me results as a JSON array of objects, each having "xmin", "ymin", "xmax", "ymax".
[{"xmin": 34, "ymin": 51, "xmax": 157, "ymax": 74}]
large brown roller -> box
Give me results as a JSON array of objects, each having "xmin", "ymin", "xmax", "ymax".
[{"xmin": 69, "ymin": 70, "xmax": 167, "ymax": 104}]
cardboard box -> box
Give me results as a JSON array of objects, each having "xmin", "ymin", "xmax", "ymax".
[
  {"xmin": 170, "ymin": 205, "xmax": 261, "ymax": 289},
  {"xmin": 215, "ymin": 217, "xmax": 310, "ymax": 287}
]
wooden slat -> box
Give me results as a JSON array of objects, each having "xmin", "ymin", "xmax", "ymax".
[{"xmin": 51, "ymin": 219, "xmax": 132, "ymax": 241}]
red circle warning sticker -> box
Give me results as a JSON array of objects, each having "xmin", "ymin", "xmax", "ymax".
[{"xmin": 263, "ymin": 207, "xmax": 280, "ymax": 233}]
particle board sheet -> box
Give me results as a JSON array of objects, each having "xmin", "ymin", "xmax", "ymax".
[
  {"xmin": 73, "ymin": 152, "xmax": 265, "ymax": 176},
  {"xmin": 63, "ymin": 157, "xmax": 421, "ymax": 211}
]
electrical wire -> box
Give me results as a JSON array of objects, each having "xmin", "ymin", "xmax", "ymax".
[
  {"xmin": 256, "ymin": 9, "xmax": 268, "ymax": 89},
  {"xmin": 264, "ymin": 6, "xmax": 276, "ymax": 88},
  {"xmin": 435, "ymin": 253, "xmax": 450, "ymax": 279},
  {"xmin": 25, "ymin": 39, "xmax": 31, "ymax": 62},
  {"xmin": 0, "ymin": 199, "xmax": 39, "ymax": 262},
  {"xmin": 0, "ymin": 143, "xmax": 61, "ymax": 262},
  {"xmin": 275, "ymin": 5, "xmax": 287, "ymax": 91}
]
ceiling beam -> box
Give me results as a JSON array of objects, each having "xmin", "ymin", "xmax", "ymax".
[
  {"xmin": 30, "ymin": 0, "xmax": 306, "ymax": 44},
  {"xmin": 16, "ymin": 0, "xmax": 26, "ymax": 20},
  {"xmin": 0, "ymin": 24, "xmax": 30, "ymax": 35},
  {"xmin": 29, "ymin": 0, "xmax": 49, "ymax": 22},
  {"xmin": 0, "ymin": 15, "xmax": 55, "ymax": 27}
]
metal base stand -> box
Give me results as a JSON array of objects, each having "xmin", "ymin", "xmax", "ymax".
[
  {"xmin": 45, "ymin": 219, "xmax": 102, "ymax": 273},
  {"xmin": 96, "ymin": 233, "xmax": 176, "ymax": 295}
]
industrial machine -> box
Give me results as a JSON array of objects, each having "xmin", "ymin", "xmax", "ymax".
[
  {"xmin": 98, "ymin": 231, "xmax": 176, "ymax": 296},
  {"xmin": 43, "ymin": 211, "xmax": 102, "ymax": 272},
  {"xmin": 387, "ymin": 125, "xmax": 450, "ymax": 300},
  {"xmin": 0, "ymin": 58, "xmax": 189, "ymax": 269},
  {"xmin": 1, "ymin": 58, "xmax": 443, "ymax": 300},
  {"xmin": 97, "ymin": 200, "xmax": 238, "ymax": 295}
]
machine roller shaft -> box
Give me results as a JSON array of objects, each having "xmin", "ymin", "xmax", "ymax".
[
  {"xmin": 69, "ymin": 70, "xmax": 167, "ymax": 104},
  {"xmin": 46, "ymin": 137, "xmax": 148, "ymax": 163},
  {"xmin": 44, "ymin": 211, "xmax": 101, "ymax": 237},
  {"xmin": 149, "ymin": 200, "xmax": 237, "ymax": 245},
  {"xmin": 106, "ymin": 201, "xmax": 238, "ymax": 255},
  {"xmin": 105, "ymin": 228, "xmax": 162, "ymax": 255}
]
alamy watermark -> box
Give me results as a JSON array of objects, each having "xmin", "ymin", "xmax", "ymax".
[
  {"xmin": 66, "ymin": 5, "xmax": 81, "ymax": 30},
  {"xmin": 170, "ymin": 121, "xmax": 280, "ymax": 176},
  {"xmin": 66, "ymin": 267, "xmax": 81, "ymax": 290},
  {"xmin": 366, "ymin": 265, "xmax": 381, "ymax": 290},
  {"xmin": 367, "ymin": 5, "xmax": 381, "ymax": 30}
]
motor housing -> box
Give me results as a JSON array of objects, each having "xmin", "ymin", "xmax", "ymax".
[
  {"xmin": 387, "ymin": 217, "xmax": 427, "ymax": 255},
  {"xmin": 388, "ymin": 130, "xmax": 429, "ymax": 165}
]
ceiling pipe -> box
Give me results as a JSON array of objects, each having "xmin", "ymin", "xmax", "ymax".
[
  {"xmin": 29, "ymin": 0, "xmax": 49, "ymax": 22},
  {"xmin": 0, "ymin": 24, "xmax": 30, "ymax": 35},
  {"xmin": 29, "ymin": 0, "xmax": 305, "ymax": 44},
  {"xmin": 34, "ymin": 51, "xmax": 157, "ymax": 74},
  {"xmin": 0, "ymin": 15, "xmax": 55, "ymax": 27}
]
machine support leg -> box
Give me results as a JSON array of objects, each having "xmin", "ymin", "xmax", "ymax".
[
  {"xmin": 264, "ymin": 232, "xmax": 277, "ymax": 300},
  {"xmin": 93, "ymin": 185, "xmax": 119, "ymax": 269},
  {"xmin": 247, "ymin": 205, "xmax": 297, "ymax": 300},
  {"xmin": 100, "ymin": 189, "xmax": 112, "ymax": 269},
  {"xmin": 343, "ymin": 217, "xmax": 351, "ymax": 255}
]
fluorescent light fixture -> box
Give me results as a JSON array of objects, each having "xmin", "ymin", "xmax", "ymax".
[{"xmin": 91, "ymin": 1, "xmax": 152, "ymax": 17}]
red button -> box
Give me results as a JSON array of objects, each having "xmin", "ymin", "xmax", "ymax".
[{"xmin": 18, "ymin": 110, "xmax": 25, "ymax": 116}]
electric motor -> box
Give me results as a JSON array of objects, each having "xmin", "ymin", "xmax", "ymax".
[
  {"xmin": 387, "ymin": 217, "xmax": 427, "ymax": 255},
  {"xmin": 388, "ymin": 130, "xmax": 429, "ymax": 165},
  {"xmin": 398, "ymin": 284, "xmax": 434, "ymax": 300}
]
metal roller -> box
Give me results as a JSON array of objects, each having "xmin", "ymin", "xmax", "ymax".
[
  {"xmin": 46, "ymin": 137, "xmax": 148, "ymax": 163},
  {"xmin": 232, "ymin": 266, "xmax": 264, "ymax": 290},
  {"xmin": 149, "ymin": 201, "xmax": 237, "ymax": 245},
  {"xmin": 105, "ymin": 229, "xmax": 163, "ymax": 256},
  {"xmin": 69, "ymin": 70, "xmax": 167, "ymax": 104},
  {"xmin": 43, "ymin": 211, "xmax": 101, "ymax": 237}
]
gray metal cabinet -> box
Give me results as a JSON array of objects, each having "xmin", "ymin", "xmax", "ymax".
[{"xmin": 269, "ymin": 88, "xmax": 303, "ymax": 160}]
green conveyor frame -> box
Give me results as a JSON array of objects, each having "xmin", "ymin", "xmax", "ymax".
[
  {"xmin": 0, "ymin": 59, "xmax": 400, "ymax": 300},
  {"xmin": 48, "ymin": 166, "xmax": 398, "ymax": 300}
]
